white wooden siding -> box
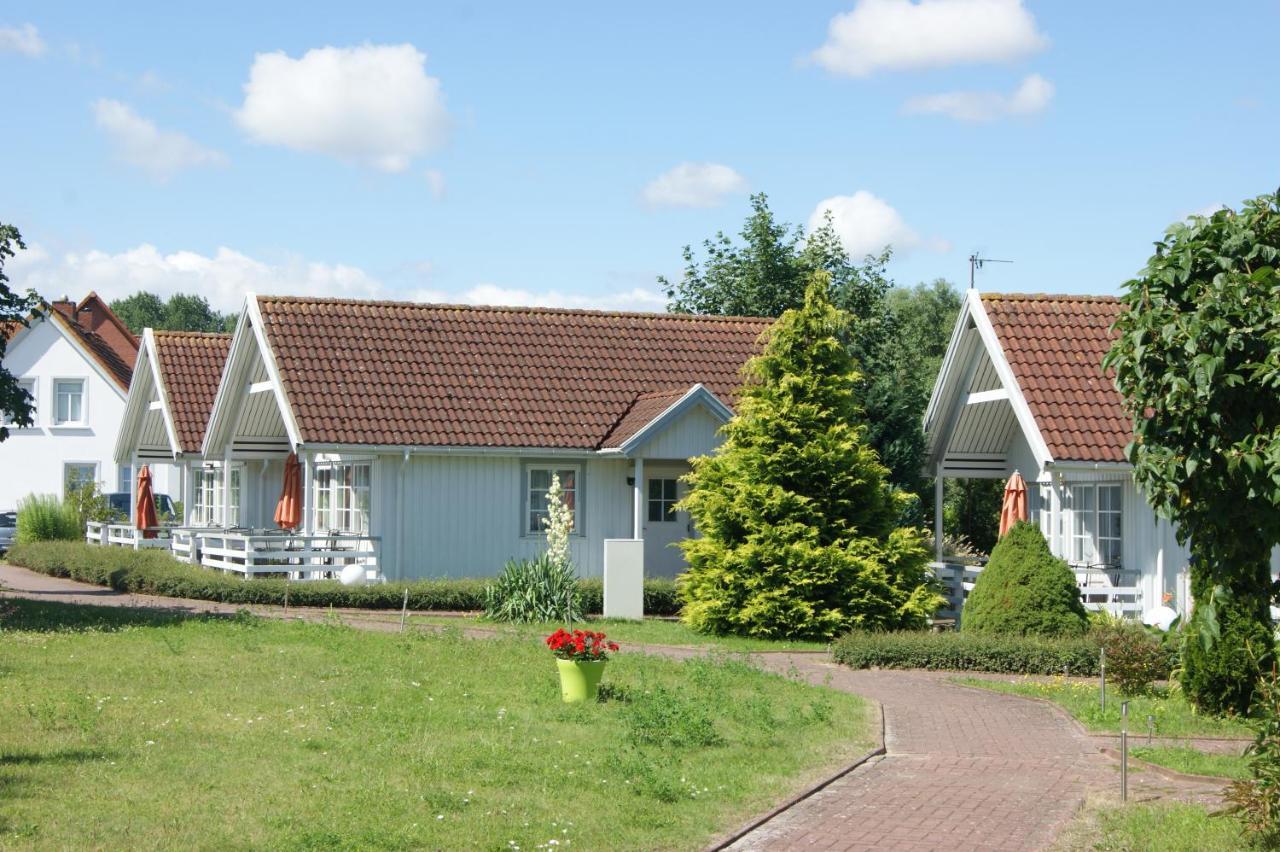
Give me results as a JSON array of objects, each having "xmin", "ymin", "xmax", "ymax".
[{"xmin": 635, "ymin": 405, "xmax": 723, "ymax": 460}]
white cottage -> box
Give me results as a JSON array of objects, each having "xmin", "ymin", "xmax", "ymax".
[
  {"xmin": 923, "ymin": 289, "xmax": 1280, "ymax": 620},
  {"xmin": 127, "ymin": 294, "xmax": 771, "ymax": 580},
  {"xmin": 0, "ymin": 293, "xmax": 172, "ymax": 509}
]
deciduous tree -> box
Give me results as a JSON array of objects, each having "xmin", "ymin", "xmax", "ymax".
[{"xmin": 0, "ymin": 223, "xmax": 41, "ymax": 441}]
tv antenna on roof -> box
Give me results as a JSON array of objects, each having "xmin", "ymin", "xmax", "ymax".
[{"xmin": 969, "ymin": 253, "xmax": 1013, "ymax": 289}]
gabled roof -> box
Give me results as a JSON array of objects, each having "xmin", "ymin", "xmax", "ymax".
[
  {"xmin": 251, "ymin": 296, "xmax": 772, "ymax": 450},
  {"xmin": 980, "ymin": 293, "xmax": 1129, "ymax": 464},
  {"xmin": 13, "ymin": 293, "xmax": 140, "ymax": 392},
  {"xmin": 599, "ymin": 384, "xmax": 733, "ymax": 452},
  {"xmin": 152, "ymin": 331, "xmax": 232, "ymax": 452}
]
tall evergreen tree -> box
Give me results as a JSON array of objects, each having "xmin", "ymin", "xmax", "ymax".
[{"xmin": 678, "ymin": 273, "xmax": 943, "ymax": 641}]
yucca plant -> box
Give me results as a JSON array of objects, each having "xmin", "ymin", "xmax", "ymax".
[
  {"xmin": 15, "ymin": 494, "xmax": 83, "ymax": 544},
  {"xmin": 483, "ymin": 554, "xmax": 581, "ymax": 623}
]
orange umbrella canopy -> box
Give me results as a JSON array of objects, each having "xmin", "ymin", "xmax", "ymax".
[
  {"xmin": 997, "ymin": 471, "xmax": 1029, "ymax": 539},
  {"xmin": 274, "ymin": 453, "xmax": 302, "ymax": 530},
  {"xmin": 135, "ymin": 465, "xmax": 158, "ymax": 539}
]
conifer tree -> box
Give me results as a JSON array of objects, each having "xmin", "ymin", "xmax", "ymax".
[{"xmin": 678, "ymin": 273, "xmax": 943, "ymax": 640}]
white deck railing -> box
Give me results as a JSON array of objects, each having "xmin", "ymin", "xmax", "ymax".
[
  {"xmin": 195, "ymin": 531, "xmax": 381, "ymax": 580},
  {"xmin": 929, "ymin": 560, "xmax": 1143, "ymax": 624},
  {"xmin": 85, "ymin": 522, "xmax": 173, "ymax": 550}
]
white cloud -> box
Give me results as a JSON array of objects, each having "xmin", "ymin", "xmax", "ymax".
[
  {"xmin": 92, "ymin": 99, "xmax": 227, "ymax": 180},
  {"xmin": 809, "ymin": 191, "xmax": 949, "ymax": 257},
  {"xmin": 462, "ymin": 284, "xmax": 667, "ymax": 312},
  {"xmin": 235, "ymin": 43, "xmax": 450, "ymax": 172},
  {"xmin": 0, "ymin": 23, "xmax": 45, "ymax": 57},
  {"xmin": 810, "ymin": 0, "xmax": 1047, "ymax": 76},
  {"xmin": 424, "ymin": 168, "xmax": 446, "ymax": 200},
  {"xmin": 902, "ymin": 73, "xmax": 1053, "ymax": 121},
  {"xmin": 641, "ymin": 162, "xmax": 748, "ymax": 209},
  {"xmin": 10, "ymin": 243, "xmax": 667, "ymax": 315}
]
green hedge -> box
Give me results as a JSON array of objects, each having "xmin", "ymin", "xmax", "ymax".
[
  {"xmin": 832, "ymin": 629, "xmax": 1102, "ymax": 676},
  {"xmin": 5, "ymin": 542, "xmax": 682, "ymax": 616}
]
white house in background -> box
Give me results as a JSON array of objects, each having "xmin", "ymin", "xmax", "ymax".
[
  {"xmin": 924, "ymin": 290, "xmax": 1278, "ymax": 620},
  {"xmin": 122, "ymin": 294, "xmax": 771, "ymax": 579},
  {"xmin": 0, "ymin": 293, "xmax": 173, "ymax": 510}
]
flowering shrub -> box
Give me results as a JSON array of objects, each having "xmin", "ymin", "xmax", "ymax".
[{"xmin": 545, "ymin": 628, "xmax": 619, "ymax": 662}]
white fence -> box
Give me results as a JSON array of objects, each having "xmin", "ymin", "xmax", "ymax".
[
  {"xmin": 195, "ymin": 531, "xmax": 381, "ymax": 581},
  {"xmin": 930, "ymin": 560, "xmax": 1143, "ymax": 625},
  {"xmin": 84, "ymin": 522, "xmax": 173, "ymax": 550}
]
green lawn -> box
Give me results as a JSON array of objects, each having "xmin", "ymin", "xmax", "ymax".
[
  {"xmin": 409, "ymin": 614, "xmax": 832, "ymax": 653},
  {"xmin": 1130, "ymin": 746, "xmax": 1249, "ymax": 780},
  {"xmin": 1057, "ymin": 799, "xmax": 1244, "ymax": 851},
  {"xmin": 0, "ymin": 599, "xmax": 873, "ymax": 850},
  {"xmin": 954, "ymin": 677, "xmax": 1253, "ymax": 739}
]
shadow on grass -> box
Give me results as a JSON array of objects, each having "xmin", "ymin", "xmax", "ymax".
[
  {"xmin": 0, "ymin": 597, "xmax": 240, "ymax": 633},
  {"xmin": 0, "ymin": 747, "xmax": 116, "ymax": 767}
]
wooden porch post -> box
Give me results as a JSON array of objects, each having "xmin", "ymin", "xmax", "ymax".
[
  {"xmin": 129, "ymin": 454, "xmax": 138, "ymax": 525},
  {"xmin": 302, "ymin": 450, "xmax": 313, "ymax": 536},
  {"xmin": 934, "ymin": 462, "xmax": 944, "ymax": 563},
  {"xmin": 222, "ymin": 447, "xmax": 233, "ymax": 528},
  {"xmin": 632, "ymin": 457, "xmax": 645, "ymax": 540}
]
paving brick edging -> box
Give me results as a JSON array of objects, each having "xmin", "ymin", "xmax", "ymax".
[
  {"xmin": 701, "ymin": 702, "xmax": 887, "ymax": 852},
  {"xmin": 1097, "ymin": 747, "xmax": 1234, "ymax": 787}
]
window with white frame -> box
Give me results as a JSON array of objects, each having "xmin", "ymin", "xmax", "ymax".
[
  {"xmin": 2, "ymin": 378, "xmax": 36, "ymax": 426},
  {"xmin": 227, "ymin": 467, "xmax": 242, "ymax": 527},
  {"xmin": 312, "ymin": 461, "xmax": 371, "ymax": 534},
  {"xmin": 1069, "ymin": 483, "xmax": 1123, "ymax": 567},
  {"xmin": 190, "ymin": 465, "xmax": 242, "ymax": 527},
  {"xmin": 64, "ymin": 462, "xmax": 98, "ymax": 498},
  {"xmin": 53, "ymin": 379, "xmax": 85, "ymax": 425},
  {"xmin": 118, "ymin": 465, "xmax": 132, "ymax": 494},
  {"xmin": 527, "ymin": 466, "xmax": 577, "ymax": 534}
]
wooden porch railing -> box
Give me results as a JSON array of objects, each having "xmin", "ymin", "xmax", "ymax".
[
  {"xmin": 929, "ymin": 560, "xmax": 1144, "ymax": 625},
  {"xmin": 84, "ymin": 522, "xmax": 173, "ymax": 550},
  {"xmin": 194, "ymin": 531, "xmax": 381, "ymax": 580}
]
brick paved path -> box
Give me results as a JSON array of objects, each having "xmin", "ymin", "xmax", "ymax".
[{"xmin": 722, "ymin": 657, "xmax": 1109, "ymax": 852}]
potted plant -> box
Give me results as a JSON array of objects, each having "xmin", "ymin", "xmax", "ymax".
[{"xmin": 545, "ymin": 628, "xmax": 619, "ymax": 703}]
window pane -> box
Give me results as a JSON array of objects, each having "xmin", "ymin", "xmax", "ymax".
[
  {"xmin": 529, "ymin": 512, "xmax": 544, "ymax": 533},
  {"xmin": 558, "ymin": 470, "xmax": 575, "ymax": 490},
  {"xmin": 118, "ymin": 465, "xmax": 132, "ymax": 494},
  {"xmin": 530, "ymin": 469, "xmax": 550, "ymax": 489},
  {"xmin": 664, "ymin": 479, "xmax": 677, "ymax": 500},
  {"xmin": 648, "ymin": 500, "xmax": 663, "ymax": 523}
]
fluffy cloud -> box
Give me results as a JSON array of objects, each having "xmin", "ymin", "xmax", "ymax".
[
  {"xmin": 93, "ymin": 99, "xmax": 227, "ymax": 180},
  {"xmin": 902, "ymin": 73, "xmax": 1053, "ymax": 121},
  {"xmin": 10, "ymin": 243, "xmax": 668, "ymax": 315},
  {"xmin": 641, "ymin": 162, "xmax": 748, "ymax": 209},
  {"xmin": 809, "ymin": 191, "xmax": 948, "ymax": 257},
  {"xmin": 810, "ymin": 0, "xmax": 1046, "ymax": 76},
  {"xmin": 0, "ymin": 23, "xmax": 45, "ymax": 57},
  {"xmin": 235, "ymin": 43, "xmax": 449, "ymax": 172}
]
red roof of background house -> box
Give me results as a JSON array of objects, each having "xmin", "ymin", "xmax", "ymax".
[
  {"xmin": 980, "ymin": 293, "xmax": 1130, "ymax": 463},
  {"xmin": 599, "ymin": 387, "xmax": 696, "ymax": 449},
  {"xmin": 152, "ymin": 331, "xmax": 232, "ymax": 453},
  {"xmin": 47, "ymin": 293, "xmax": 139, "ymax": 392},
  {"xmin": 256, "ymin": 296, "xmax": 773, "ymax": 450}
]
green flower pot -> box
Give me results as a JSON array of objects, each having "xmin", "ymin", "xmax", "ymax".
[{"xmin": 556, "ymin": 658, "xmax": 607, "ymax": 703}]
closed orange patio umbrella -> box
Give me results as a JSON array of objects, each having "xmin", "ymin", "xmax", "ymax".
[
  {"xmin": 997, "ymin": 471, "xmax": 1028, "ymax": 538},
  {"xmin": 274, "ymin": 452, "xmax": 302, "ymax": 530},
  {"xmin": 135, "ymin": 465, "xmax": 158, "ymax": 539}
]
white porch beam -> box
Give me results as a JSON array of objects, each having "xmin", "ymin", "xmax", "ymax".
[
  {"xmin": 964, "ymin": 388, "xmax": 1009, "ymax": 405},
  {"xmin": 934, "ymin": 462, "xmax": 944, "ymax": 563},
  {"xmin": 148, "ymin": 399, "xmax": 164, "ymax": 411},
  {"xmin": 302, "ymin": 450, "xmax": 314, "ymax": 536},
  {"xmin": 632, "ymin": 457, "xmax": 645, "ymax": 540},
  {"xmin": 247, "ymin": 380, "xmax": 274, "ymax": 395}
]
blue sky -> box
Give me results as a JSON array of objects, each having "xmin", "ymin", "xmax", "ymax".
[{"xmin": 3, "ymin": 1, "xmax": 1278, "ymax": 313}]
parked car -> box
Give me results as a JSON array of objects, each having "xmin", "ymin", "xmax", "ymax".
[
  {"xmin": 0, "ymin": 511, "xmax": 15, "ymax": 555},
  {"xmin": 105, "ymin": 492, "xmax": 177, "ymax": 524}
]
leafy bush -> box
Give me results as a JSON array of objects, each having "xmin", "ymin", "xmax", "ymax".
[
  {"xmin": 64, "ymin": 480, "xmax": 114, "ymax": 525},
  {"xmin": 15, "ymin": 495, "xmax": 83, "ymax": 544},
  {"xmin": 1090, "ymin": 619, "xmax": 1171, "ymax": 696},
  {"xmin": 962, "ymin": 521, "xmax": 1088, "ymax": 638},
  {"xmin": 483, "ymin": 555, "xmax": 581, "ymax": 623},
  {"xmin": 832, "ymin": 629, "xmax": 1101, "ymax": 675},
  {"xmin": 1223, "ymin": 666, "xmax": 1280, "ymax": 847},
  {"xmin": 6, "ymin": 542, "xmax": 681, "ymax": 615}
]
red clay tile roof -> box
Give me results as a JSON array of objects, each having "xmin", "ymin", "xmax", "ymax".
[
  {"xmin": 49, "ymin": 295, "xmax": 139, "ymax": 392},
  {"xmin": 153, "ymin": 331, "xmax": 232, "ymax": 453},
  {"xmin": 981, "ymin": 293, "xmax": 1129, "ymax": 463},
  {"xmin": 256, "ymin": 296, "xmax": 772, "ymax": 450},
  {"xmin": 599, "ymin": 387, "xmax": 698, "ymax": 449}
]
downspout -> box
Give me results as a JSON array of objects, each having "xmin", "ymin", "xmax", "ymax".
[{"xmin": 398, "ymin": 449, "xmax": 410, "ymax": 580}]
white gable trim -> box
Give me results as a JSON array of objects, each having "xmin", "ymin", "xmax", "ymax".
[
  {"xmin": 8, "ymin": 311, "xmax": 130, "ymax": 401},
  {"xmin": 924, "ymin": 290, "xmax": 1054, "ymax": 473},
  {"xmin": 598, "ymin": 383, "xmax": 733, "ymax": 457},
  {"xmin": 113, "ymin": 330, "xmax": 181, "ymax": 464},
  {"xmin": 201, "ymin": 294, "xmax": 302, "ymax": 458}
]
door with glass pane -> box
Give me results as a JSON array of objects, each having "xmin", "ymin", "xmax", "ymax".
[{"xmin": 643, "ymin": 464, "xmax": 689, "ymax": 578}]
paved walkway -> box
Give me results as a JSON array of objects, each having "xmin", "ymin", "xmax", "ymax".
[{"xmin": 0, "ymin": 563, "xmax": 1226, "ymax": 851}]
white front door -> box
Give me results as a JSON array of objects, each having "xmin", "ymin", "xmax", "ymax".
[{"xmin": 643, "ymin": 465, "xmax": 690, "ymax": 578}]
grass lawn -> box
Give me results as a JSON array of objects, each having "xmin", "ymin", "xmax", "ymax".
[
  {"xmin": 1057, "ymin": 798, "xmax": 1244, "ymax": 851},
  {"xmin": 409, "ymin": 614, "xmax": 832, "ymax": 653},
  {"xmin": 1129, "ymin": 746, "xmax": 1249, "ymax": 780},
  {"xmin": 954, "ymin": 677, "xmax": 1253, "ymax": 739},
  {"xmin": 0, "ymin": 599, "xmax": 873, "ymax": 850}
]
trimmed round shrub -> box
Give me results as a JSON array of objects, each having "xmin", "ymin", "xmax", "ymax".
[{"xmin": 962, "ymin": 521, "xmax": 1087, "ymax": 638}]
